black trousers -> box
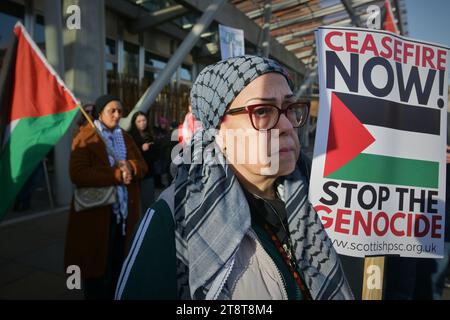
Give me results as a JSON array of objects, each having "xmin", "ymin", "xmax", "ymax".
[{"xmin": 84, "ymin": 213, "xmax": 125, "ymax": 300}]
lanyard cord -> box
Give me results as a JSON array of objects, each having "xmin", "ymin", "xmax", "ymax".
[
  {"xmin": 245, "ymin": 190, "xmax": 313, "ymax": 300},
  {"xmin": 263, "ymin": 223, "xmax": 313, "ymax": 300}
]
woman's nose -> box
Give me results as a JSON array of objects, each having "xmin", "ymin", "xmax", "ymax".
[{"xmin": 276, "ymin": 112, "xmax": 294, "ymax": 133}]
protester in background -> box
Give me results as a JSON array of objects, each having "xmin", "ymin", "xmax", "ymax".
[
  {"xmin": 65, "ymin": 94, "xmax": 147, "ymax": 300},
  {"xmin": 13, "ymin": 159, "xmax": 46, "ymax": 211},
  {"xmin": 180, "ymin": 104, "xmax": 202, "ymax": 146},
  {"xmin": 115, "ymin": 56, "xmax": 353, "ymax": 300},
  {"xmin": 153, "ymin": 116, "xmax": 171, "ymax": 188},
  {"xmin": 129, "ymin": 111, "xmax": 156, "ymax": 212},
  {"xmin": 76, "ymin": 103, "xmax": 95, "ymax": 128}
]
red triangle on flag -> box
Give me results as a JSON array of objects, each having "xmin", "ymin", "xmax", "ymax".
[
  {"xmin": 324, "ymin": 92, "xmax": 375, "ymax": 177},
  {"xmin": 8, "ymin": 23, "xmax": 78, "ymax": 123}
]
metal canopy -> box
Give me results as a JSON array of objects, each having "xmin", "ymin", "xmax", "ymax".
[
  {"xmin": 109, "ymin": 0, "xmax": 407, "ymax": 80},
  {"xmin": 129, "ymin": 5, "xmax": 189, "ymax": 33},
  {"xmin": 175, "ymin": 0, "xmax": 307, "ymax": 75},
  {"xmin": 231, "ymin": 0, "xmax": 408, "ymax": 74},
  {"xmin": 106, "ymin": 0, "xmax": 408, "ymax": 120}
]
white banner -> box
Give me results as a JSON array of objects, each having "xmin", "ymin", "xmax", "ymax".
[{"xmin": 219, "ymin": 24, "xmax": 245, "ymax": 60}]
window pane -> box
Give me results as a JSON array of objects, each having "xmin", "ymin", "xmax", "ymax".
[
  {"xmin": 145, "ymin": 51, "xmax": 166, "ymax": 68},
  {"xmin": 180, "ymin": 67, "xmax": 191, "ymax": 81},
  {"xmin": 34, "ymin": 14, "xmax": 45, "ymax": 53},
  {"xmin": 143, "ymin": 69, "xmax": 154, "ymax": 87},
  {"xmin": 123, "ymin": 41, "xmax": 139, "ymax": 76},
  {"xmin": 105, "ymin": 38, "xmax": 116, "ymax": 55},
  {"xmin": 0, "ymin": 1, "xmax": 24, "ymax": 72},
  {"xmin": 106, "ymin": 62, "xmax": 117, "ymax": 73}
]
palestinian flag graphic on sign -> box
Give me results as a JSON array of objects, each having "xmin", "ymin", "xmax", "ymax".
[{"xmin": 324, "ymin": 92, "xmax": 440, "ymax": 189}]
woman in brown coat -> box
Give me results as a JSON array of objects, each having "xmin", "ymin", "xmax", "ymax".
[{"xmin": 65, "ymin": 95, "xmax": 147, "ymax": 300}]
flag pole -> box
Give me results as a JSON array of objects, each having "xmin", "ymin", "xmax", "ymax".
[{"xmin": 362, "ymin": 255, "xmax": 386, "ymax": 300}]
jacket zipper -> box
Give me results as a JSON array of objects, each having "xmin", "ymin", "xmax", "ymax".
[
  {"xmin": 206, "ymin": 248, "xmax": 237, "ymax": 300},
  {"xmin": 247, "ymin": 229, "xmax": 288, "ymax": 300},
  {"xmin": 212, "ymin": 255, "xmax": 235, "ymax": 300}
]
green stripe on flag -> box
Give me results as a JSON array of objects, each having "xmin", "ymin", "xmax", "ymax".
[
  {"xmin": 326, "ymin": 153, "xmax": 439, "ymax": 189},
  {"xmin": 0, "ymin": 108, "xmax": 78, "ymax": 220}
]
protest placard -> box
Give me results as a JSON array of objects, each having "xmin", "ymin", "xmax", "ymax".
[{"xmin": 311, "ymin": 27, "xmax": 449, "ymax": 259}]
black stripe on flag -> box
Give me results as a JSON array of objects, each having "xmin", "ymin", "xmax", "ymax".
[{"xmin": 335, "ymin": 92, "xmax": 440, "ymax": 135}]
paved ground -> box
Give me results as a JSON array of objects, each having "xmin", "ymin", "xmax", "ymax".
[
  {"xmin": 0, "ymin": 209, "xmax": 83, "ymax": 300},
  {"xmin": 0, "ymin": 183, "xmax": 165, "ymax": 300},
  {"xmin": 1, "ymin": 207, "xmax": 449, "ymax": 300}
]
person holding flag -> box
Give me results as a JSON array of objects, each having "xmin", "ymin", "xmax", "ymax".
[
  {"xmin": 65, "ymin": 94, "xmax": 147, "ymax": 300},
  {"xmin": 0, "ymin": 21, "xmax": 147, "ymax": 299}
]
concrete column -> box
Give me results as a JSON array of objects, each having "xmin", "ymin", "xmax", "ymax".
[
  {"xmin": 139, "ymin": 45, "xmax": 145, "ymax": 83},
  {"xmin": 192, "ymin": 62, "xmax": 198, "ymax": 81},
  {"xmin": 63, "ymin": 0, "xmax": 106, "ymax": 101},
  {"xmin": 24, "ymin": 0, "xmax": 35, "ymax": 38},
  {"xmin": 117, "ymin": 39, "xmax": 124, "ymax": 75},
  {"xmin": 259, "ymin": 0, "xmax": 272, "ymax": 58},
  {"xmin": 60, "ymin": 0, "xmax": 106, "ymax": 204},
  {"xmin": 43, "ymin": 0, "xmax": 72, "ymax": 206}
]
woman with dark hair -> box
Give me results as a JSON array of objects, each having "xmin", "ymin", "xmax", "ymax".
[
  {"xmin": 65, "ymin": 94, "xmax": 147, "ymax": 300},
  {"xmin": 129, "ymin": 111, "xmax": 156, "ymax": 211},
  {"xmin": 152, "ymin": 116, "xmax": 172, "ymax": 188},
  {"xmin": 76, "ymin": 103, "xmax": 95, "ymax": 128}
]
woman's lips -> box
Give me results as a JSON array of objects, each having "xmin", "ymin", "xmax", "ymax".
[
  {"xmin": 279, "ymin": 147, "xmax": 295, "ymax": 153},
  {"xmin": 276, "ymin": 147, "xmax": 296, "ymax": 158}
]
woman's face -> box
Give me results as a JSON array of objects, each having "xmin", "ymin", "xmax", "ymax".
[
  {"xmin": 99, "ymin": 100, "xmax": 122, "ymax": 129},
  {"xmin": 218, "ymin": 73, "xmax": 300, "ymax": 178},
  {"xmin": 135, "ymin": 114, "xmax": 148, "ymax": 132}
]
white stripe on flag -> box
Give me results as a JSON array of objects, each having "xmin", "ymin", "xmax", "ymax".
[
  {"xmin": 2, "ymin": 119, "xmax": 19, "ymax": 148},
  {"xmin": 363, "ymin": 125, "xmax": 442, "ymax": 163}
]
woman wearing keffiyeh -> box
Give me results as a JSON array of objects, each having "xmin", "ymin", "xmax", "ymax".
[{"xmin": 115, "ymin": 56, "xmax": 354, "ymax": 300}]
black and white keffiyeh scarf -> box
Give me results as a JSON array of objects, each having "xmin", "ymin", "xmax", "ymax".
[
  {"xmin": 95, "ymin": 119, "xmax": 128, "ymax": 235},
  {"xmin": 173, "ymin": 56, "xmax": 354, "ymax": 300}
]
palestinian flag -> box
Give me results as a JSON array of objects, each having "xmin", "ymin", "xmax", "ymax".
[
  {"xmin": 0, "ymin": 22, "xmax": 79, "ymax": 220},
  {"xmin": 324, "ymin": 91, "xmax": 440, "ymax": 189},
  {"xmin": 383, "ymin": 0, "xmax": 400, "ymax": 35}
]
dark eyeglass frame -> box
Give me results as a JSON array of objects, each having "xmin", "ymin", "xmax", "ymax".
[{"xmin": 225, "ymin": 100, "xmax": 310, "ymax": 131}]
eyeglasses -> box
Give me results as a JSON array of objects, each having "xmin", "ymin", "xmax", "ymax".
[{"xmin": 225, "ymin": 101, "xmax": 310, "ymax": 131}]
